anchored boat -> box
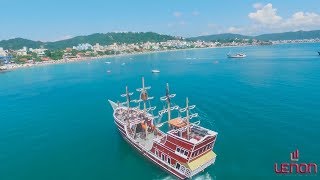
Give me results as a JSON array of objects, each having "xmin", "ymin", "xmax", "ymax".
[
  {"xmin": 151, "ymin": 69, "xmax": 160, "ymax": 73},
  {"xmin": 108, "ymin": 77, "xmax": 218, "ymax": 179},
  {"xmin": 227, "ymin": 53, "xmax": 246, "ymax": 58}
]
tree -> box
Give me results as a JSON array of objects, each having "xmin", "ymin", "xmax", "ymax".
[{"xmin": 44, "ymin": 50, "xmax": 63, "ymax": 60}]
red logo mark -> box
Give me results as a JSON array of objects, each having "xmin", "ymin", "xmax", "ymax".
[
  {"xmin": 290, "ymin": 149, "xmax": 299, "ymax": 161},
  {"xmin": 274, "ymin": 149, "xmax": 318, "ymax": 175}
]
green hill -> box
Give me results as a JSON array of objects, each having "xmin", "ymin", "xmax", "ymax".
[
  {"xmin": 190, "ymin": 30, "xmax": 320, "ymax": 42},
  {"xmin": 0, "ymin": 38, "xmax": 43, "ymax": 50},
  {"xmin": 0, "ymin": 32, "xmax": 177, "ymax": 50},
  {"xmin": 1, "ymin": 30, "xmax": 320, "ymax": 50},
  {"xmin": 255, "ymin": 30, "xmax": 320, "ymax": 41},
  {"xmin": 188, "ymin": 33, "xmax": 251, "ymax": 41},
  {"xmin": 45, "ymin": 32, "xmax": 176, "ymax": 50}
]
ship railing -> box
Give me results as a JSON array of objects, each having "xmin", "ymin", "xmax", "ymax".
[
  {"xmin": 153, "ymin": 131, "xmax": 166, "ymax": 143},
  {"xmin": 154, "ymin": 136, "xmax": 166, "ymax": 143},
  {"xmin": 129, "ymin": 118, "xmax": 144, "ymax": 125}
]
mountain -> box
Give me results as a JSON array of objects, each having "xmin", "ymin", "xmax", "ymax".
[
  {"xmin": 189, "ymin": 30, "xmax": 320, "ymax": 42},
  {"xmin": 45, "ymin": 32, "xmax": 177, "ymax": 50},
  {"xmin": 0, "ymin": 38, "xmax": 43, "ymax": 50},
  {"xmin": 188, "ymin": 33, "xmax": 251, "ymax": 41},
  {"xmin": 255, "ymin": 30, "xmax": 320, "ymax": 41},
  {"xmin": 1, "ymin": 30, "xmax": 320, "ymax": 50},
  {"xmin": 0, "ymin": 32, "xmax": 177, "ymax": 50}
]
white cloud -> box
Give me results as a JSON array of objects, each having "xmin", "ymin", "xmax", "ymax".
[
  {"xmin": 253, "ymin": 3, "xmax": 263, "ymax": 9},
  {"xmin": 208, "ymin": 23, "xmax": 216, "ymax": 28},
  {"xmin": 167, "ymin": 21, "xmax": 187, "ymax": 28},
  {"xmin": 248, "ymin": 3, "xmax": 282, "ymax": 25},
  {"xmin": 247, "ymin": 3, "xmax": 320, "ymax": 33},
  {"xmin": 201, "ymin": 3, "xmax": 320, "ymax": 36},
  {"xmin": 179, "ymin": 21, "xmax": 186, "ymax": 25},
  {"xmin": 173, "ymin": 11, "xmax": 182, "ymax": 18},
  {"xmin": 192, "ymin": 10, "xmax": 200, "ymax": 16},
  {"xmin": 55, "ymin": 35, "xmax": 73, "ymax": 41},
  {"xmin": 227, "ymin": 27, "xmax": 242, "ymax": 33},
  {"xmin": 201, "ymin": 32, "xmax": 210, "ymax": 36},
  {"xmin": 283, "ymin": 12, "xmax": 320, "ymax": 29}
]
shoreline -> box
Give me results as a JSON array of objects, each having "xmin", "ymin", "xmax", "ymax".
[
  {"xmin": 0, "ymin": 47, "xmax": 209, "ymax": 71},
  {"xmin": 0, "ymin": 45, "xmax": 258, "ymax": 71},
  {"xmin": 1, "ymin": 41, "xmax": 319, "ymax": 72}
]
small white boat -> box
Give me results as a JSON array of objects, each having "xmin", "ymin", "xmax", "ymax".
[
  {"xmin": 227, "ymin": 53, "xmax": 246, "ymax": 58},
  {"xmin": 151, "ymin": 69, "xmax": 160, "ymax": 73},
  {"xmin": 105, "ymin": 61, "xmax": 111, "ymax": 64},
  {"xmin": 107, "ymin": 70, "xmax": 111, "ymax": 73},
  {"xmin": 121, "ymin": 63, "xmax": 126, "ymax": 66}
]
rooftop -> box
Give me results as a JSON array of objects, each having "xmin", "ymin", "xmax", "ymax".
[
  {"xmin": 168, "ymin": 121, "xmax": 217, "ymax": 144},
  {"xmin": 168, "ymin": 117, "xmax": 187, "ymax": 128}
]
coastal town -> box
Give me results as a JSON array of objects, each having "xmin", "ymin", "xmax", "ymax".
[
  {"xmin": 0, "ymin": 38, "xmax": 270, "ymax": 70},
  {"xmin": 1, "ymin": 37, "xmax": 320, "ymax": 71}
]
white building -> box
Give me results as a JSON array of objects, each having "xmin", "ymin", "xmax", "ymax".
[
  {"xmin": 0, "ymin": 47, "xmax": 7, "ymax": 57},
  {"xmin": 93, "ymin": 43, "xmax": 103, "ymax": 52},
  {"xmin": 30, "ymin": 48, "xmax": 47, "ymax": 57},
  {"xmin": 73, "ymin": 43, "xmax": 93, "ymax": 51},
  {"xmin": 16, "ymin": 47, "xmax": 27, "ymax": 56}
]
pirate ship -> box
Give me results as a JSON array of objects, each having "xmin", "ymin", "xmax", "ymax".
[{"xmin": 108, "ymin": 77, "xmax": 218, "ymax": 179}]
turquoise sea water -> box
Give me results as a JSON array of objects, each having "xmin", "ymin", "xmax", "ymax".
[{"xmin": 0, "ymin": 43, "xmax": 320, "ymax": 180}]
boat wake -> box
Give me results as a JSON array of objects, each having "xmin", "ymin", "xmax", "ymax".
[
  {"xmin": 194, "ymin": 172, "xmax": 215, "ymax": 180},
  {"xmin": 153, "ymin": 176, "xmax": 176, "ymax": 180},
  {"xmin": 155, "ymin": 172, "xmax": 214, "ymax": 180}
]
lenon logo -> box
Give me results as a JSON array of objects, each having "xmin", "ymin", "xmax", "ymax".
[
  {"xmin": 274, "ymin": 149, "xmax": 318, "ymax": 175},
  {"xmin": 290, "ymin": 149, "xmax": 299, "ymax": 161}
]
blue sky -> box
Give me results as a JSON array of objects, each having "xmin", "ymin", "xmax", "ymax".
[{"xmin": 1, "ymin": 0, "xmax": 320, "ymax": 41}]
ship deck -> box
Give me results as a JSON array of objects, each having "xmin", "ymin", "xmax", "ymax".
[
  {"xmin": 114, "ymin": 107, "xmax": 153, "ymax": 124},
  {"xmin": 115, "ymin": 107, "xmax": 158, "ymax": 150},
  {"xmin": 135, "ymin": 132, "xmax": 156, "ymax": 150}
]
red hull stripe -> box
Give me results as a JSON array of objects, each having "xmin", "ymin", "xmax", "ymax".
[
  {"xmin": 194, "ymin": 136, "xmax": 215, "ymax": 150},
  {"xmin": 145, "ymin": 151, "xmax": 187, "ymax": 179},
  {"xmin": 167, "ymin": 135, "xmax": 193, "ymax": 149},
  {"xmin": 117, "ymin": 128, "xmax": 186, "ymax": 179}
]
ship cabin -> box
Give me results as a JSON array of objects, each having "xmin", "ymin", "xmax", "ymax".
[
  {"xmin": 151, "ymin": 117, "xmax": 217, "ymax": 177},
  {"xmin": 168, "ymin": 117, "xmax": 217, "ymax": 145}
]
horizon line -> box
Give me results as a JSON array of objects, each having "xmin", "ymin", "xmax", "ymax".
[{"xmin": 1, "ymin": 29, "xmax": 320, "ymax": 43}]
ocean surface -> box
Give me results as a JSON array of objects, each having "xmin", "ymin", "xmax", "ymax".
[{"xmin": 0, "ymin": 43, "xmax": 319, "ymax": 180}]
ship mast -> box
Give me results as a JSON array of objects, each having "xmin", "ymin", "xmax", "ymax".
[
  {"xmin": 120, "ymin": 86, "xmax": 133, "ymax": 122},
  {"xmin": 121, "ymin": 86, "xmax": 133, "ymax": 107},
  {"xmin": 133, "ymin": 77, "xmax": 155, "ymax": 113},
  {"xmin": 166, "ymin": 83, "xmax": 171, "ymax": 121},
  {"xmin": 126, "ymin": 86, "xmax": 130, "ymax": 109},
  {"xmin": 186, "ymin": 97, "xmax": 190, "ymax": 140},
  {"xmin": 178, "ymin": 97, "xmax": 197, "ymax": 140},
  {"xmin": 142, "ymin": 77, "xmax": 147, "ymax": 113},
  {"xmin": 158, "ymin": 83, "xmax": 178, "ymax": 128}
]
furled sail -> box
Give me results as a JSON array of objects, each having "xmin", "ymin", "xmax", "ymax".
[{"xmin": 146, "ymin": 106, "xmax": 157, "ymax": 112}]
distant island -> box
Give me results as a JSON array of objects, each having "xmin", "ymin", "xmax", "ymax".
[
  {"xmin": 1, "ymin": 30, "xmax": 320, "ymax": 70},
  {"xmin": 189, "ymin": 30, "xmax": 320, "ymax": 42}
]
